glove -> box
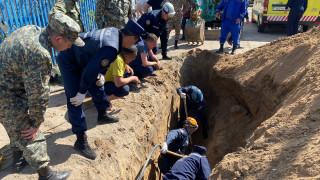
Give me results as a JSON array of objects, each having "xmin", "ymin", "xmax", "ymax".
[
  {"xmin": 160, "ymin": 142, "xmax": 168, "ymax": 154},
  {"xmin": 96, "ymin": 73, "xmax": 105, "ymax": 86},
  {"xmin": 70, "ymin": 92, "xmax": 86, "ymax": 107},
  {"xmin": 180, "ymin": 93, "xmax": 186, "ymax": 99}
]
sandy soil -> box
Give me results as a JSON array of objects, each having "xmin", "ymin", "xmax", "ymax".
[{"xmin": 1, "ymin": 8, "xmax": 303, "ymax": 179}]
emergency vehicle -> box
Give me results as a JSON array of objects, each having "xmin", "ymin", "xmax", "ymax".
[{"xmin": 252, "ymin": 0, "xmax": 320, "ymax": 32}]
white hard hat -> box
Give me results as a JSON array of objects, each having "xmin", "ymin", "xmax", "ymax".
[{"xmin": 162, "ymin": 2, "xmax": 175, "ymax": 18}]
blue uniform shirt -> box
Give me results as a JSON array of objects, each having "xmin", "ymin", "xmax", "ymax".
[
  {"xmin": 163, "ymin": 152, "xmax": 211, "ymax": 180},
  {"xmin": 177, "ymin": 86, "xmax": 206, "ymax": 109},
  {"xmin": 129, "ymin": 41, "xmax": 149, "ymax": 67},
  {"xmin": 216, "ymin": 0, "xmax": 246, "ymax": 21},
  {"xmin": 286, "ymin": 0, "xmax": 308, "ymax": 12},
  {"xmin": 59, "ymin": 28, "xmax": 121, "ymax": 94},
  {"xmin": 165, "ymin": 128, "xmax": 189, "ymax": 155},
  {"xmin": 138, "ymin": 10, "xmax": 167, "ymax": 37}
]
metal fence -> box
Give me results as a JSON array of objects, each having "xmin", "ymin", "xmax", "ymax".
[{"xmin": 0, "ymin": 0, "xmax": 97, "ymax": 63}]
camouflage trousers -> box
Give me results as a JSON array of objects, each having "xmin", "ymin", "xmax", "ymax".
[
  {"xmin": 168, "ymin": 14, "xmax": 183, "ymax": 40},
  {"xmin": 0, "ymin": 88, "xmax": 50, "ymax": 170}
]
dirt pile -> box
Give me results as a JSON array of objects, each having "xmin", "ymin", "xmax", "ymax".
[{"xmin": 183, "ymin": 26, "xmax": 320, "ymax": 179}]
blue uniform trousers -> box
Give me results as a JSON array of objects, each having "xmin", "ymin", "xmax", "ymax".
[
  {"xmin": 131, "ymin": 65, "xmax": 154, "ymax": 79},
  {"xmin": 57, "ymin": 52, "xmax": 109, "ymax": 134},
  {"xmin": 287, "ymin": 10, "xmax": 304, "ymax": 36},
  {"xmin": 220, "ymin": 19, "xmax": 241, "ymax": 46},
  {"xmin": 104, "ymin": 82, "xmax": 129, "ymax": 97}
]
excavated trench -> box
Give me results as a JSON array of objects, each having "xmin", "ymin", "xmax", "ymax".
[{"xmin": 145, "ymin": 48, "xmax": 292, "ymax": 176}]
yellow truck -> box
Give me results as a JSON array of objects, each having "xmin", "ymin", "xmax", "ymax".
[{"xmin": 252, "ymin": 0, "xmax": 320, "ymax": 32}]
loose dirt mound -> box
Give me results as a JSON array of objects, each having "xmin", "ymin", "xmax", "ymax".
[{"xmin": 201, "ymin": 27, "xmax": 320, "ymax": 179}]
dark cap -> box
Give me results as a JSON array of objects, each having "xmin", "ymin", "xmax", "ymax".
[
  {"xmin": 193, "ymin": 145, "xmax": 207, "ymax": 155},
  {"xmin": 123, "ymin": 19, "xmax": 145, "ymax": 38},
  {"xmin": 49, "ymin": 13, "xmax": 85, "ymax": 46}
]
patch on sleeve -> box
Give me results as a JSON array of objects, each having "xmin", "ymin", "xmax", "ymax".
[
  {"xmin": 101, "ymin": 59, "xmax": 110, "ymax": 67},
  {"xmin": 146, "ymin": 20, "xmax": 150, "ymax": 25},
  {"xmin": 180, "ymin": 129, "xmax": 185, "ymax": 134}
]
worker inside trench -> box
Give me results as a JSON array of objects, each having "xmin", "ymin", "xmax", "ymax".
[{"xmin": 147, "ymin": 50, "xmax": 276, "ymax": 178}]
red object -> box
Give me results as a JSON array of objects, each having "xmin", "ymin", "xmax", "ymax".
[
  {"xmin": 264, "ymin": 21, "xmax": 269, "ymax": 23},
  {"xmin": 315, "ymin": 22, "xmax": 320, "ymax": 25},
  {"xmin": 263, "ymin": 0, "xmax": 269, "ymax": 14}
]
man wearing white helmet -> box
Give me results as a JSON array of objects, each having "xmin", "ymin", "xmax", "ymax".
[{"xmin": 138, "ymin": 2, "xmax": 175, "ymax": 60}]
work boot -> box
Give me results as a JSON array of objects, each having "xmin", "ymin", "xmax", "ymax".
[
  {"xmin": 12, "ymin": 151, "xmax": 28, "ymax": 173},
  {"xmin": 216, "ymin": 44, "xmax": 224, "ymax": 54},
  {"xmin": 231, "ymin": 45, "xmax": 237, "ymax": 55},
  {"xmin": 38, "ymin": 166, "xmax": 70, "ymax": 180},
  {"xmin": 174, "ymin": 40, "xmax": 179, "ymax": 49},
  {"xmin": 150, "ymin": 72, "xmax": 157, "ymax": 76},
  {"xmin": 74, "ymin": 133, "xmax": 97, "ymax": 160},
  {"xmin": 162, "ymin": 55, "xmax": 172, "ymax": 60},
  {"xmin": 97, "ymin": 109, "xmax": 119, "ymax": 124}
]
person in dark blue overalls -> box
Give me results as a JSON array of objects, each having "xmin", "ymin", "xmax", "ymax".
[
  {"xmin": 285, "ymin": 0, "xmax": 308, "ymax": 36},
  {"xmin": 163, "ymin": 145, "xmax": 211, "ymax": 180},
  {"xmin": 138, "ymin": 2, "xmax": 175, "ymax": 60},
  {"xmin": 57, "ymin": 19, "xmax": 144, "ymax": 160},
  {"xmin": 177, "ymin": 85, "xmax": 208, "ymax": 139},
  {"xmin": 158, "ymin": 117, "xmax": 199, "ymax": 174},
  {"xmin": 215, "ymin": 0, "xmax": 246, "ymax": 55}
]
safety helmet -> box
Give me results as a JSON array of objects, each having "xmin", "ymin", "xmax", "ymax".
[
  {"xmin": 184, "ymin": 117, "xmax": 198, "ymax": 129},
  {"xmin": 162, "ymin": 2, "xmax": 176, "ymax": 18},
  {"xmin": 191, "ymin": 87, "xmax": 203, "ymax": 103}
]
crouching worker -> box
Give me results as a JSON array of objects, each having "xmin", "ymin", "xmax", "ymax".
[
  {"xmin": 177, "ymin": 85, "xmax": 208, "ymax": 139},
  {"xmin": 163, "ymin": 145, "xmax": 211, "ymax": 180},
  {"xmin": 158, "ymin": 117, "xmax": 198, "ymax": 174},
  {"xmin": 104, "ymin": 45, "xmax": 141, "ymax": 101},
  {"xmin": 129, "ymin": 33, "xmax": 161, "ymax": 79}
]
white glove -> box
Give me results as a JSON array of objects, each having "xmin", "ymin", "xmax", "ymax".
[
  {"xmin": 70, "ymin": 92, "xmax": 86, "ymax": 106},
  {"xmin": 180, "ymin": 93, "xmax": 186, "ymax": 99},
  {"xmin": 160, "ymin": 142, "xmax": 168, "ymax": 154},
  {"xmin": 96, "ymin": 73, "xmax": 105, "ymax": 86}
]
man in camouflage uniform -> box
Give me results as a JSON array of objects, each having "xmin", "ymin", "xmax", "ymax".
[
  {"xmin": 48, "ymin": 0, "xmax": 85, "ymax": 32},
  {"xmin": 0, "ymin": 13, "xmax": 84, "ymax": 179},
  {"xmin": 168, "ymin": 0, "xmax": 186, "ymax": 49},
  {"xmin": 95, "ymin": 0, "xmax": 132, "ymax": 29}
]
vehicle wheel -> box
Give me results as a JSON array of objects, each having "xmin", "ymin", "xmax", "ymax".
[{"xmin": 257, "ymin": 16, "xmax": 265, "ymax": 32}]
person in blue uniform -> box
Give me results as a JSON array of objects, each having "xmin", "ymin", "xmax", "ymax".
[
  {"xmin": 177, "ymin": 85, "xmax": 208, "ymax": 139},
  {"xmin": 227, "ymin": 0, "xmax": 250, "ymax": 48},
  {"xmin": 285, "ymin": 0, "xmax": 308, "ymax": 36},
  {"xmin": 163, "ymin": 145, "xmax": 211, "ymax": 180},
  {"xmin": 56, "ymin": 19, "xmax": 144, "ymax": 161},
  {"xmin": 129, "ymin": 33, "xmax": 161, "ymax": 78},
  {"xmin": 215, "ymin": 0, "xmax": 246, "ymax": 55},
  {"xmin": 158, "ymin": 117, "xmax": 198, "ymax": 174},
  {"xmin": 138, "ymin": 2, "xmax": 175, "ymax": 60}
]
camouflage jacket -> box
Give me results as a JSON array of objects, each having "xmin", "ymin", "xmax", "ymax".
[
  {"xmin": 95, "ymin": 0, "xmax": 132, "ymax": 29},
  {"xmin": 0, "ymin": 26, "xmax": 52, "ymax": 128},
  {"xmin": 49, "ymin": 0, "xmax": 85, "ymax": 32},
  {"xmin": 169, "ymin": 0, "xmax": 186, "ymax": 15}
]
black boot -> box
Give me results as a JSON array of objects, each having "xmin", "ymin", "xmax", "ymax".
[
  {"xmin": 12, "ymin": 151, "xmax": 28, "ymax": 173},
  {"xmin": 174, "ymin": 40, "xmax": 179, "ymax": 49},
  {"xmin": 38, "ymin": 166, "xmax": 70, "ymax": 180},
  {"xmin": 162, "ymin": 55, "xmax": 172, "ymax": 60},
  {"xmin": 97, "ymin": 109, "xmax": 119, "ymax": 124},
  {"xmin": 74, "ymin": 133, "xmax": 97, "ymax": 160},
  {"xmin": 231, "ymin": 45, "xmax": 237, "ymax": 55},
  {"xmin": 216, "ymin": 44, "xmax": 224, "ymax": 54}
]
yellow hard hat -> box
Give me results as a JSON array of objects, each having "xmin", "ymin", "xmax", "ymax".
[{"xmin": 184, "ymin": 117, "xmax": 198, "ymax": 128}]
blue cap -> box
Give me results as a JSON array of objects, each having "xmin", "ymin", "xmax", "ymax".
[
  {"xmin": 191, "ymin": 86, "xmax": 203, "ymax": 103},
  {"xmin": 193, "ymin": 145, "xmax": 207, "ymax": 155},
  {"xmin": 124, "ymin": 19, "xmax": 144, "ymax": 38}
]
